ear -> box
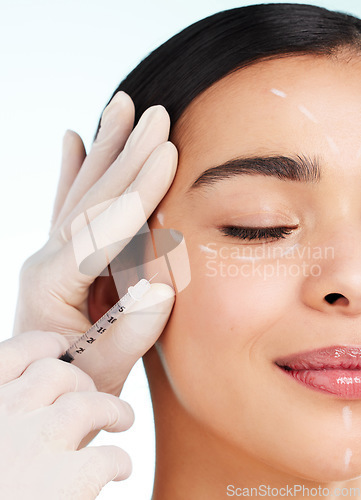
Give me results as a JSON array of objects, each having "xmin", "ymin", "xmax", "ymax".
[{"xmin": 87, "ymin": 275, "xmax": 119, "ymax": 323}]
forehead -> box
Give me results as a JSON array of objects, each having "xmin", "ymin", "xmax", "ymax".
[{"xmin": 170, "ymin": 54, "xmax": 361, "ymax": 186}]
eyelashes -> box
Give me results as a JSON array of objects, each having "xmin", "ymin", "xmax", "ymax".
[{"xmin": 218, "ymin": 225, "xmax": 297, "ymax": 242}]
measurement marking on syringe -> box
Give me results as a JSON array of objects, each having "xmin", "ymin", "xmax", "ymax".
[{"xmin": 58, "ymin": 274, "xmax": 157, "ymax": 363}]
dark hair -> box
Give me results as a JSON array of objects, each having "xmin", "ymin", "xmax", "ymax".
[{"xmin": 94, "ymin": 2, "xmax": 361, "ymax": 140}]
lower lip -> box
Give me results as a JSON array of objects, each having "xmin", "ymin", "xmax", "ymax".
[{"xmin": 278, "ymin": 367, "xmax": 361, "ymax": 399}]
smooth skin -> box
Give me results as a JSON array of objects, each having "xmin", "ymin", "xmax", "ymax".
[
  {"xmin": 142, "ymin": 52, "xmax": 361, "ymax": 498},
  {"xmin": 14, "ymin": 49, "xmax": 361, "ymax": 498},
  {"xmin": 95, "ymin": 52, "xmax": 361, "ymax": 497}
]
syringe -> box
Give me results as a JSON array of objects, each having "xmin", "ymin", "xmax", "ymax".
[{"xmin": 58, "ymin": 276, "xmax": 155, "ymax": 364}]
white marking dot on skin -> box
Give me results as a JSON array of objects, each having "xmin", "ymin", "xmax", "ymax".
[
  {"xmin": 325, "ymin": 135, "xmax": 340, "ymax": 154},
  {"xmin": 279, "ymin": 243, "xmax": 301, "ymax": 257},
  {"xmin": 198, "ymin": 244, "xmax": 217, "ymax": 257},
  {"xmin": 297, "ymin": 104, "xmax": 318, "ymax": 123},
  {"xmin": 344, "ymin": 448, "xmax": 352, "ymax": 470},
  {"xmin": 157, "ymin": 212, "xmax": 164, "ymax": 226},
  {"xmin": 270, "ymin": 88, "xmax": 287, "ymax": 98},
  {"xmin": 342, "ymin": 406, "xmax": 352, "ymax": 431}
]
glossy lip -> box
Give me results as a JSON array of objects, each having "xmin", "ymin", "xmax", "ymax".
[
  {"xmin": 275, "ymin": 345, "xmax": 361, "ymax": 370},
  {"xmin": 274, "ymin": 345, "xmax": 361, "ymax": 399}
]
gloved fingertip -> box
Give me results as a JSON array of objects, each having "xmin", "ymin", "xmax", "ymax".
[
  {"xmin": 123, "ymin": 282, "xmax": 175, "ymax": 315},
  {"xmin": 149, "ymin": 282, "xmax": 175, "ymax": 299}
]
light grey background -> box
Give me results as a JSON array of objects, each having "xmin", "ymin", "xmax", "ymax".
[{"xmin": 1, "ymin": 0, "xmax": 361, "ymax": 498}]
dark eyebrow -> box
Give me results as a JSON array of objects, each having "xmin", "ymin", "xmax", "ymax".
[{"xmin": 188, "ymin": 154, "xmax": 321, "ymax": 191}]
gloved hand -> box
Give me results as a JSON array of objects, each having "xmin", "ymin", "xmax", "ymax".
[
  {"xmin": 0, "ymin": 330, "xmax": 134, "ymax": 500},
  {"xmin": 12, "ymin": 90, "xmax": 177, "ymax": 399}
]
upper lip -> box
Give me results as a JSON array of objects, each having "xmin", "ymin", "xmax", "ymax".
[{"xmin": 275, "ymin": 345, "xmax": 361, "ymax": 370}]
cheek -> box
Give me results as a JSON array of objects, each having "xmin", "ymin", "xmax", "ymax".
[{"xmin": 157, "ymin": 245, "xmax": 297, "ymax": 414}]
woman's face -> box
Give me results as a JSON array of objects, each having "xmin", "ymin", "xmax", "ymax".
[{"xmin": 146, "ymin": 53, "xmax": 361, "ymax": 481}]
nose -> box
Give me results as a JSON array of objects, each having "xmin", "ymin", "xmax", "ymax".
[{"xmin": 300, "ymin": 229, "xmax": 361, "ymax": 316}]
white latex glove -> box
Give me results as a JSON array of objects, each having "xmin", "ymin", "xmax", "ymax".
[
  {"xmin": 0, "ymin": 330, "xmax": 134, "ymax": 500},
  {"xmin": 12, "ymin": 91, "xmax": 177, "ymax": 400}
]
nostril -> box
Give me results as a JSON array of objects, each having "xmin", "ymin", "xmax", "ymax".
[{"xmin": 324, "ymin": 293, "xmax": 347, "ymax": 305}]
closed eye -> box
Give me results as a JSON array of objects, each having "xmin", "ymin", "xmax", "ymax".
[{"xmin": 218, "ymin": 225, "xmax": 298, "ymax": 241}]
